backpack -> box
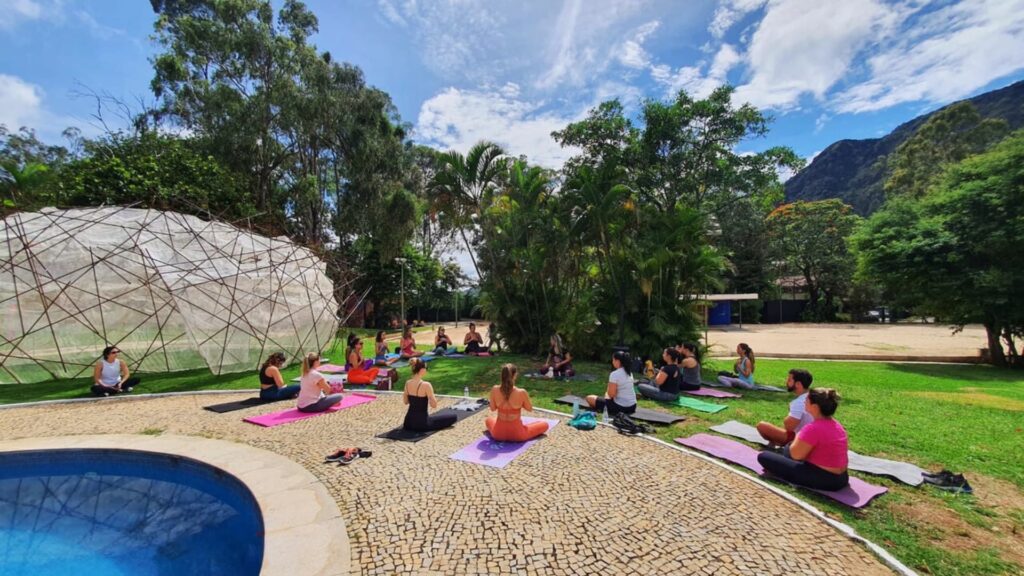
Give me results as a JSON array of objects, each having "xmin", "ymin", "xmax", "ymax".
[
  {"xmin": 568, "ymin": 411, "xmax": 597, "ymax": 430},
  {"xmin": 612, "ymin": 413, "xmax": 651, "ymax": 436}
]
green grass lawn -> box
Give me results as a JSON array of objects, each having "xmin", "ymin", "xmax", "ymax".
[{"xmin": 2, "ymin": 344, "xmax": 1022, "ymax": 576}]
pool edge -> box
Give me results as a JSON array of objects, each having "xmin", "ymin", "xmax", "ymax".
[{"xmin": 0, "ymin": 434, "xmax": 349, "ymax": 576}]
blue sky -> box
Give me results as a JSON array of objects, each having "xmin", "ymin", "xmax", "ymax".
[{"xmin": 3, "ymin": 0, "xmax": 1024, "ymax": 168}]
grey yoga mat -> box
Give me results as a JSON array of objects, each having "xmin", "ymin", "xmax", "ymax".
[
  {"xmin": 703, "ymin": 379, "xmax": 786, "ymax": 392},
  {"xmin": 710, "ymin": 420, "xmax": 925, "ymax": 486},
  {"xmin": 553, "ymin": 395, "xmax": 685, "ymax": 425}
]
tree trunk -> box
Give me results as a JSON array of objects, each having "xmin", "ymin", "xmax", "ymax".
[{"xmin": 984, "ymin": 320, "xmax": 1007, "ymax": 367}]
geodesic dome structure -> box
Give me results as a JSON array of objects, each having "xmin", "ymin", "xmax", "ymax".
[{"xmin": 0, "ymin": 207, "xmax": 339, "ymax": 384}]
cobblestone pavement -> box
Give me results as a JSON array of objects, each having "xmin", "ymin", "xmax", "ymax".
[{"xmin": 0, "ymin": 393, "xmax": 893, "ymax": 575}]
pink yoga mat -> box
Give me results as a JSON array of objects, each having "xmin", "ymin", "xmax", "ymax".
[
  {"xmin": 318, "ymin": 363, "xmax": 347, "ymax": 373},
  {"xmin": 686, "ymin": 388, "xmax": 741, "ymax": 399},
  {"xmin": 244, "ymin": 393, "xmax": 375, "ymax": 427},
  {"xmin": 450, "ymin": 417, "xmax": 559, "ymax": 469},
  {"xmin": 674, "ymin": 434, "xmax": 887, "ymax": 508}
]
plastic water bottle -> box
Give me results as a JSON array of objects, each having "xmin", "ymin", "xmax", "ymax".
[
  {"xmin": 463, "ymin": 386, "xmax": 469, "ymax": 399},
  {"xmin": 572, "ymin": 399, "xmax": 580, "ymax": 418},
  {"xmin": 602, "ymin": 406, "xmax": 609, "ymax": 424}
]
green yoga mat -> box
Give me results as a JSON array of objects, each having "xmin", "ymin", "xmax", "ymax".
[{"xmin": 675, "ymin": 396, "xmax": 727, "ymax": 414}]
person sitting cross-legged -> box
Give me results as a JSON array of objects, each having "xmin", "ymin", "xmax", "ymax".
[
  {"xmin": 296, "ymin": 352, "xmax": 343, "ymax": 413},
  {"xmin": 258, "ymin": 352, "xmax": 300, "ymax": 401},
  {"xmin": 434, "ymin": 326, "xmax": 455, "ymax": 354},
  {"xmin": 756, "ymin": 368, "xmax": 815, "ymax": 447},
  {"xmin": 346, "ymin": 338, "xmax": 380, "ymax": 386},
  {"xmin": 637, "ymin": 348, "xmax": 681, "ymax": 403},
  {"xmin": 540, "ymin": 334, "xmax": 573, "ymax": 377},
  {"xmin": 585, "ymin": 350, "xmax": 637, "ymax": 417},
  {"xmin": 463, "ymin": 322, "xmax": 490, "ymax": 354},
  {"xmin": 91, "ymin": 346, "xmax": 139, "ymax": 397},
  {"xmin": 757, "ymin": 388, "xmax": 849, "ymax": 491},
  {"xmin": 717, "ymin": 343, "xmax": 756, "ymax": 389},
  {"xmin": 486, "ymin": 364, "xmax": 549, "ymax": 442},
  {"xmin": 399, "ymin": 328, "xmax": 424, "ymax": 359},
  {"xmin": 402, "ymin": 358, "xmax": 458, "ymax": 432}
]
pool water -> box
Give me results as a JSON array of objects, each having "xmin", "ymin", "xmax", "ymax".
[{"xmin": 0, "ymin": 449, "xmax": 264, "ymax": 576}]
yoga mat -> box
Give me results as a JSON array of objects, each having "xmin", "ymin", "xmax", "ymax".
[
  {"xmin": 710, "ymin": 420, "xmax": 924, "ymax": 486},
  {"xmin": 524, "ymin": 372, "xmax": 597, "ymax": 382},
  {"xmin": 390, "ymin": 356, "xmax": 439, "ymax": 368},
  {"xmin": 685, "ymin": 387, "xmax": 741, "ymax": 399},
  {"xmin": 243, "ymin": 393, "xmax": 375, "ymax": 427},
  {"xmin": 318, "ymin": 363, "xmax": 347, "ymax": 373},
  {"xmin": 703, "ymin": 379, "xmax": 786, "ymax": 392},
  {"xmin": 204, "ymin": 397, "xmax": 268, "ymax": 413},
  {"xmin": 376, "ymin": 399, "xmax": 489, "ymax": 442},
  {"xmin": 553, "ymin": 395, "xmax": 686, "ymax": 425},
  {"xmin": 676, "ymin": 396, "xmax": 728, "ymax": 414},
  {"xmin": 292, "ymin": 373, "xmax": 348, "ymax": 384},
  {"xmin": 674, "ymin": 434, "xmax": 888, "ymax": 508},
  {"xmin": 450, "ymin": 418, "xmax": 559, "ymax": 468}
]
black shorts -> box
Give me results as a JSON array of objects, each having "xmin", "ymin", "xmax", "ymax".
[{"xmin": 593, "ymin": 398, "xmax": 636, "ymax": 416}]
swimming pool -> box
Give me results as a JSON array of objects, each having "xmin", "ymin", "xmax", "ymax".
[{"xmin": 0, "ymin": 448, "xmax": 264, "ymax": 576}]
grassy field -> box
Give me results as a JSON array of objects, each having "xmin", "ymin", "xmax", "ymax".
[{"xmin": 2, "ymin": 339, "xmax": 1022, "ymax": 576}]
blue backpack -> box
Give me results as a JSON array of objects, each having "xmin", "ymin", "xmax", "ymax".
[{"xmin": 568, "ymin": 411, "xmax": 597, "ymax": 430}]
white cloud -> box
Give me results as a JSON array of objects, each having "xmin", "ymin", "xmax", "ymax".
[
  {"xmin": 0, "ymin": 73, "xmax": 44, "ymax": 129},
  {"xmin": 653, "ymin": 43, "xmax": 740, "ymax": 99},
  {"xmin": 616, "ymin": 20, "xmax": 660, "ymax": 69},
  {"xmin": 415, "ymin": 87, "xmax": 580, "ymax": 169},
  {"xmin": 835, "ymin": 0, "xmax": 1024, "ymax": 113},
  {"xmin": 732, "ymin": 0, "xmax": 907, "ymax": 110},
  {"xmin": 709, "ymin": 0, "xmax": 768, "ymax": 39},
  {"xmin": 0, "ymin": 0, "xmax": 43, "ymax": 29}
]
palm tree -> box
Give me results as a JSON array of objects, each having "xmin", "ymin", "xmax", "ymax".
[
  {"xmin": 428, "ymin": 141, "xmax": 506, "ymax": 280},
  {"xmin": 1, "ymin": 161, "xmax": 51, "ymax": 209}
]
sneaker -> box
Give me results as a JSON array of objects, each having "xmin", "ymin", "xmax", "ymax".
[
  {"xmin": 324, "ymin": 449, "xmax": 348, "ymax": 463},
  {"xmin": 340, "ymin": 448, "xmax": 372, "ymax": 465}
]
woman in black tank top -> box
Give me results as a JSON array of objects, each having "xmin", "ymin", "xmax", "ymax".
[
  {"xmin": 259, "ymin": 352, "xmax": 301, "ymax": 401},
  {"xmin": 403, "ymin": 358, "xmax": 457, "ymax": 432}
]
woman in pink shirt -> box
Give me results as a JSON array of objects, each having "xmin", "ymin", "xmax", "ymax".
[{"xmin": 757, "ymin": 388, "xmax": 849, "ymax": 491}]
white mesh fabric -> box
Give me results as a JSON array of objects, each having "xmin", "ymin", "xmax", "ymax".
[{"xmin": 0, "ymin": 207, "xmax": 339, "ymax": 384}]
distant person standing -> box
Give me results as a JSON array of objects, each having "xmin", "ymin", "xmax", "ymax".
[
  {"xmin": 756, "ymin": 368, "xmax": 815, "ymax": 446},
  {"xmin": 91, "ymin": 346, "xmax": 138, "ymax": 396}
]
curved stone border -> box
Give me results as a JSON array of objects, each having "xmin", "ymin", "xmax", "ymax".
[{"xmin": 0, "ymin": 434, "xmax": 350, "ymax": 576}]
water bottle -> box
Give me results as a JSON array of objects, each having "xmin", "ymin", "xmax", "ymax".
[
  {"xmin": 463, "ymin": 386, "xmax": 469, "ymax": 399},
  {"xmin": 572, "ymin": 399, "xmax": 580, "ymax": 418},
  {"xmin": 602, "ymin": 406, "xmax": 609, "ymax": 424}
]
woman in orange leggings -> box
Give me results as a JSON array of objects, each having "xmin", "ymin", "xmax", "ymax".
[
  {"xmin": 486, "ymin": 364, "xmax": 549, "ymax": 442},
  {"xmin": 346, "ymin": 339, "xmax": 379, "ymax": 385}
]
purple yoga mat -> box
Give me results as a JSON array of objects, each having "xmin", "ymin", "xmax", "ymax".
[
  {"xmin": 686, "ymin": 387, "xmax": 741, "ymax": 399},
  {"xmin": 244, "ymin": 393, "xmax": 375, "ymax": 427},
  {"xmin": 450, "ymin": 417, "xmax": 559, "ymax": 469},
  {"xmin": 674, "ymin": 434, "xmax": 887, "ymax": 508}
]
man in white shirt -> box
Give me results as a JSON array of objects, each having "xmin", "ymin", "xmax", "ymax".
[{"xmin": 756, "ymin": 368, "xmax": 814, "ymax": 446}]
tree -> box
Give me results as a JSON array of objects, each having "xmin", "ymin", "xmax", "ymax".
[
  {"xmin": 885, "ymin": 102, "xmax": 1008, "ymax": 199},
  {"xmin": 768, "ymin": 200, "xmax": 860, "ymax": 321},
  {"xmin": 57, "ymin": 132, "xmax": 253, "ymax": 220},
  {"xmin": 857, "ymin": 130, "xmax": 1024, "ymax": 367}
]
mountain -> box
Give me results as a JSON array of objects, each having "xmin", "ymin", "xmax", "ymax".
[{"xmin": 784, "ymin": 80, "xmax": 1024, "ymax": 215}]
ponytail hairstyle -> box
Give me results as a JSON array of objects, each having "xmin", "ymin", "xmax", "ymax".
[
  {"xmin": 500, "ymin": 363, "xmax": 518, "ymax": 400},
  {"xmin": 301, "ymin": 352, "xmax": 320, "ymax": 376},
  {"xmin": 409, "ymin": 357, "xmax": 427, "ymax": 374},
  {"xmin": 808, "ymin": 388, "xmax": 840, "ymax": 417},
  {"xmin": 739, "ymin": 342, "xmax": 754, "ymax": 370},
  {"xmin": 682, "ymin": 342, "xmax": 702, "ymax": 364},
  {"xmin": 612, "ymin": 350, "xmax": 632, "ymax": 376},
  {"xmin": 263, "ymin": 352, "xmax": 286, "ymax": 369},
  {"xmin": 664, "ymin": 348, "xmax": 681, "ymax": 364}
]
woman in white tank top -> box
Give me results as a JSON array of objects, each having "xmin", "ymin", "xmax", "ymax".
[{"xmin": 91, "ymin": 346, "xmax": 139, "ymax": 396}]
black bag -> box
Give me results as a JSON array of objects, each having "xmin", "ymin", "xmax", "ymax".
[
  {"xmin": 612, "ymin": 413, "xmax": 651, "ymax": 436},
  {"xmin": 718, "ymin": 370, "xmax": 738, "ymax": 379}
]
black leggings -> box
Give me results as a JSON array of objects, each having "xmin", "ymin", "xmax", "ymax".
[
  {"xmin": 757, "ymin": 450, "xmax": 849, "ymax": 491},
  {"xmin": 404, "ymin": 412, "xmax": 457, "ymax": 432},
  {"xmin": 91, "ymin": 376, "xmax": 140, "ymax": 396}
]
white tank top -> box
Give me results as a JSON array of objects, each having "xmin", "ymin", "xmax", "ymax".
[{"xmin": 99, "ymin": 359, "xmax": 121, "ymax": 386}]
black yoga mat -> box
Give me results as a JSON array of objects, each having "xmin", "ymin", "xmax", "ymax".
[
  {"xmin": 203, "ymin": 397, "xmax": 275, "ymax": 413},
  {"xmin": 553, "ymin": 395, "xmax": 686, "ymax": 425},
  {"xmin": 376, "ymin": 399, "xmax": 488, "ymax": 442}
]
